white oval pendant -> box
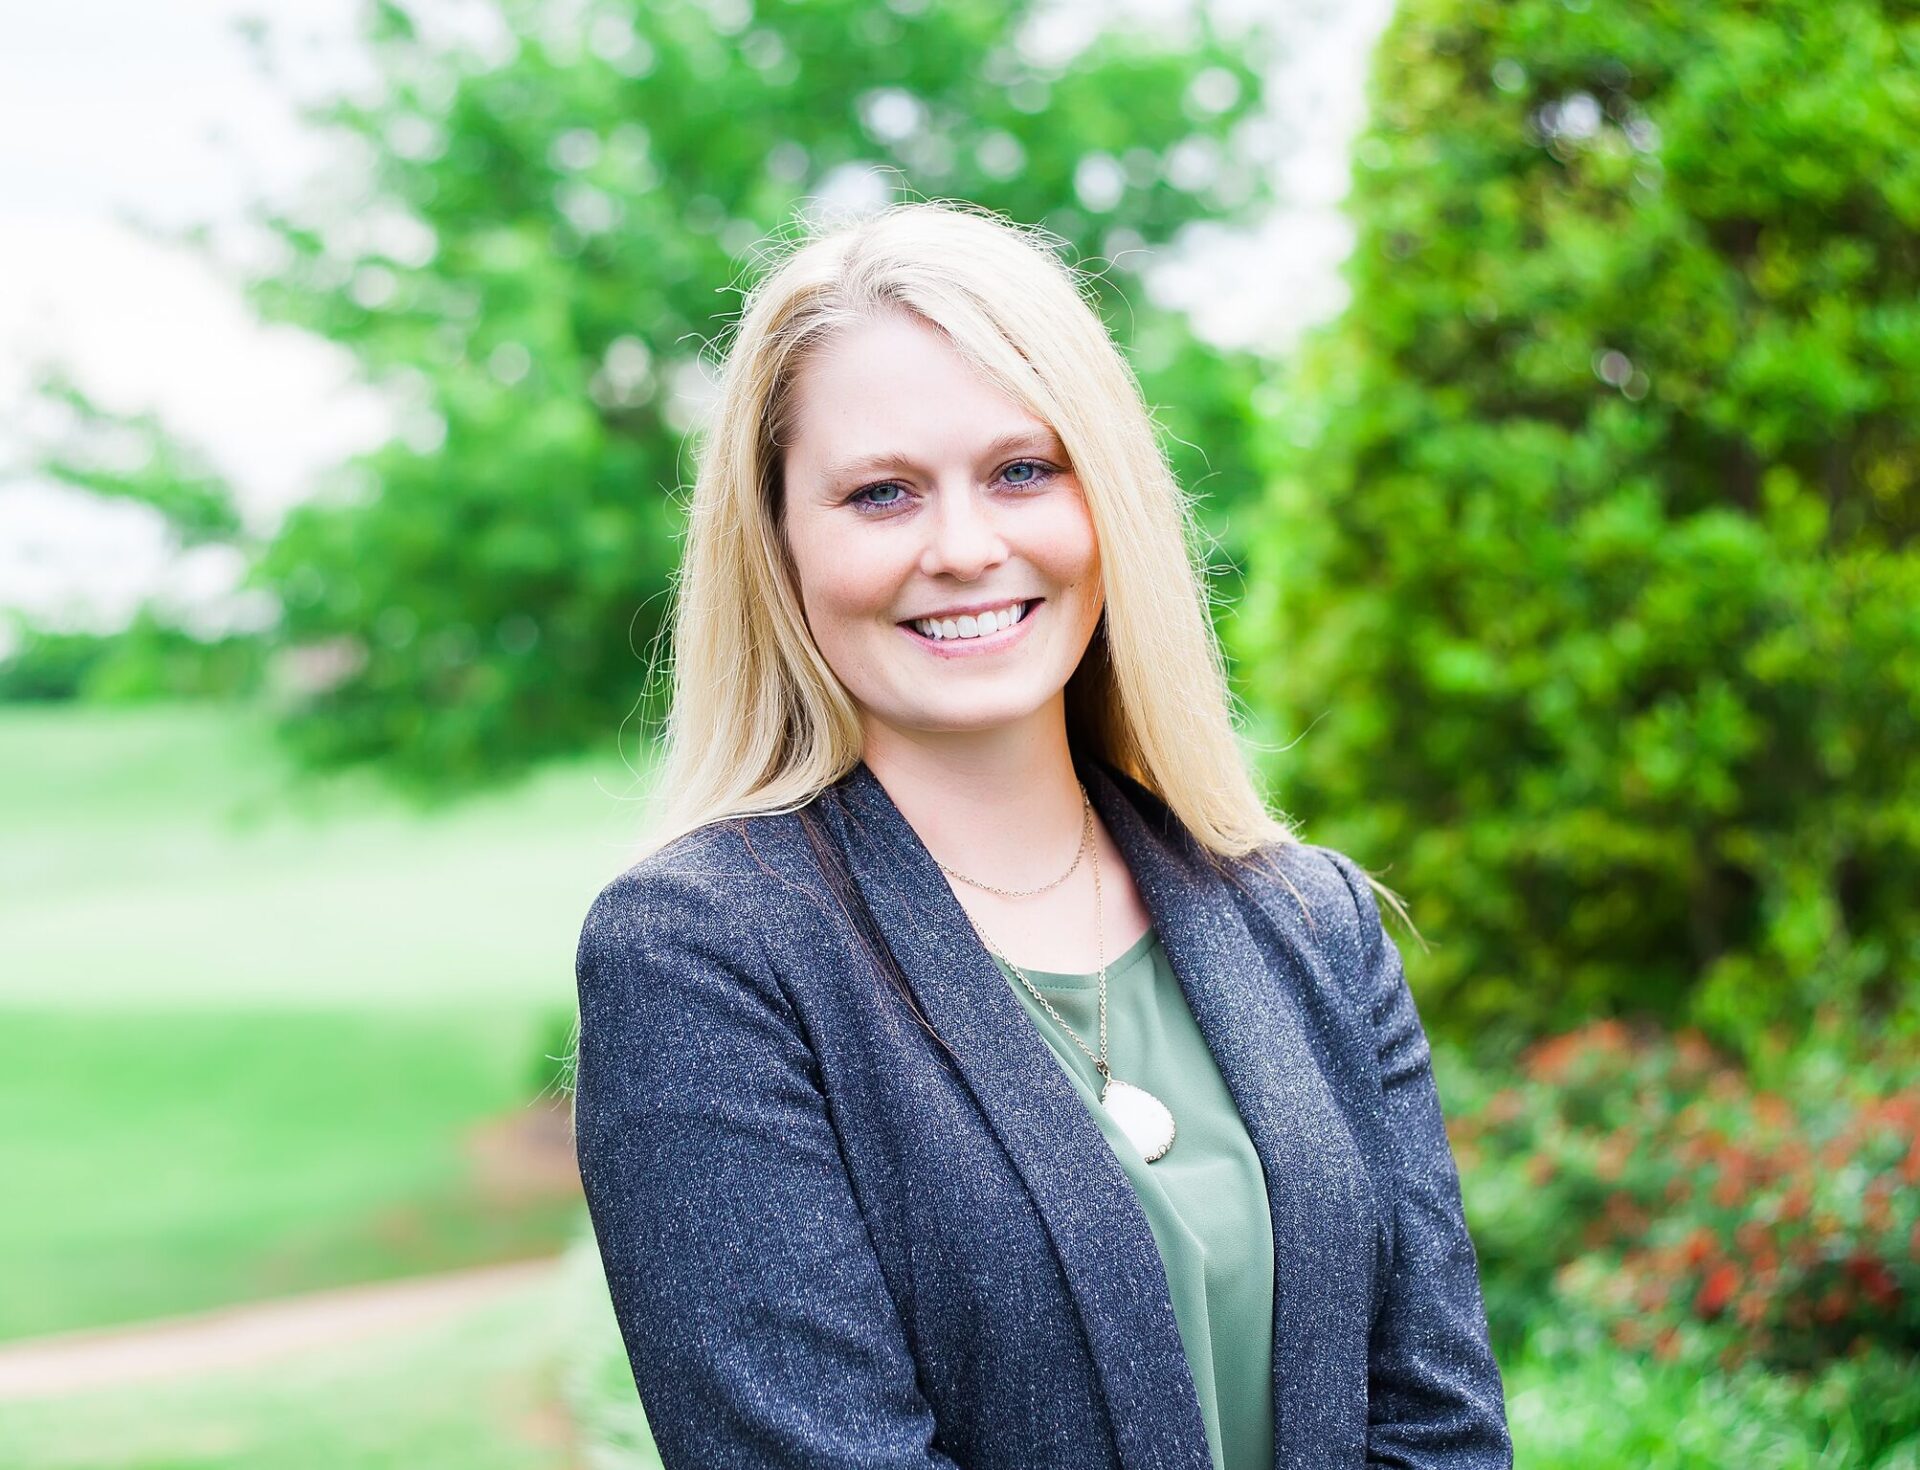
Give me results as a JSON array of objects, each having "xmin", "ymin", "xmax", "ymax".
[{"xmin": 1101, "ymin": 1077, "xmax": 1176, "ymax": 1163}]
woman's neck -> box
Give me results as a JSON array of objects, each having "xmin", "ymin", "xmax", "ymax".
[
  {"xmin": 858, "ymin": 711, "xmax": 1088, "ymax": 891},
  {"xmin": 859, "ymin": 709, "xmax": 1154, "ymax": 974}
]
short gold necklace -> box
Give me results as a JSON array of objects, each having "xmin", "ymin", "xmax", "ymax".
[
  {"xmin": 933, "ymin": 784, "xmax": 1177, "ymax": 1164},
  {"xmin": 930, "ymin": 789, "xmax": 1092, "ymax": 897}
]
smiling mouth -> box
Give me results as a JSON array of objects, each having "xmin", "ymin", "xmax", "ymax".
[{"xmin": 899, "ymin": 598, "xmax": 1041, "ymax": 643}]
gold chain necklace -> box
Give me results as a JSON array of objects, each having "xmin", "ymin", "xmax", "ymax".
[
  {"xmin": 931, "ymin": 790, "xmax": 1092, "ymax": 897},
  {"xmin": 939, "ymin": 783, "xmax": 1177, "ymax": 1164}
]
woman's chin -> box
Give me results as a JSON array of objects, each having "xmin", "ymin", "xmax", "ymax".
[{"xmin": 882, "ymin": 686, "xmax": 1066, "ymax": 736}]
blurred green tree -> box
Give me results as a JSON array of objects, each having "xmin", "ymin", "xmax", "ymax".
[
  {"xmin": 1231, "ymin": 0, "xmax": 1919, "ymax": 1058},
  {"xmin": 0, "ymin": 373, "xmax": 265, "ymax": 701},
  {"xmin": 26, "ymin": 373, "xmax": 246, "ymax": 549},
  {"xmin": 0, "ymin": 611, "xmax": 266, "ymax": 703},
  {"xmin": 230, "ymin": 0, "xmax": 1278, "ymax": 788}
]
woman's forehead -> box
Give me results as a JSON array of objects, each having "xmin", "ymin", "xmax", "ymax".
[{"xmin": 789, "ymin": 335, "xmax": 1052, "ymax": 448}]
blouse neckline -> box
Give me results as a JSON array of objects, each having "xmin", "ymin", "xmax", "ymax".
[{"xmin": 993, "ymin": 924, "xmax": 1159, "ymax": 992}]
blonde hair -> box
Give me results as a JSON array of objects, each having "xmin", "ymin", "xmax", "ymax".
[{"xmin": 638, "ymin": 199, "xmax": 1305, "ymax": 877}]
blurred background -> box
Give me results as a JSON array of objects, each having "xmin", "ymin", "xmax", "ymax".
[{"xmin": 1, "ymin": 0, "xmax": 1914, "ymax": 1464}]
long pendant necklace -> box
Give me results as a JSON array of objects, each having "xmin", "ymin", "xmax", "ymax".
[{"xmin": 934, "ymin": 784, "xmax": 1178, "ymax": 1164}]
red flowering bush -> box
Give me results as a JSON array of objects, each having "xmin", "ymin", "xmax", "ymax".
[{"xmin": 1452, "ymin": 1013, "xmax": 1919, "ymax": 1373}]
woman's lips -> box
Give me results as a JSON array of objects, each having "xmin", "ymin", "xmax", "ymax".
[{"xmin": 897, "ymin": 599, "xmax": 1042, "ymax": 657}]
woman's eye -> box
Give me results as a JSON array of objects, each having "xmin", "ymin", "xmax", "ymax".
[
  {"xmin": 1002, "ymin": 459, "xmax": 1055, "ymax": 487},
  {"xmin": 849, "ymin": 482, "xmax": 908, "ymax": 512}
]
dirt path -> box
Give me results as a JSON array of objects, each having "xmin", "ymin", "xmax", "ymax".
[{"xmin": 0, "ymin": 1256, "xmax": 564, "ymax": 1402}]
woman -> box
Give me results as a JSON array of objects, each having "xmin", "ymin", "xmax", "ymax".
[{"xmin": 572, "ymin": 201, "xmax": 1511, "ymax": 1470}]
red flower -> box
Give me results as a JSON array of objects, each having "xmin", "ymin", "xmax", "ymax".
[
  {"xmin": 1524, "ymin": 1032, "xmax": 1586, "ymax": 1085},
  {"xmin": 1845, "ymin": 1254, "xmax": 1902, "ymax": 1311},
  {"xmin": 1695, "ymin": 1263, "xmax": 1741, "ymax": 1317},
  {"xmin": 1752, "ymin": 1092, "xmax": 1794, "ymax": 1130},
  {"xmin": 1485, "ymin": 1088, "xmax": 1525, "ymax": 1125},
  {"xmin": 1681, "ymin": 1227, "xmax": 1718, "ymax": 1267}
]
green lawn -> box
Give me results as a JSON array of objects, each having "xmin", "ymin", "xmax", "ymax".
[
  {"xmin": 0, "ymin": 1255, "xmax": 592, "ymax": 1470},
  {"xmin": 0, "ymin": 700, "xmax": 651, "ymax": 1011},
  {"xmin": 0, "ymin": 1006, "xmax": 584, "ymax": 1341},
  {"xmin": 0, "ymin": 699, "xmax": 650, "ymax": 1341}
]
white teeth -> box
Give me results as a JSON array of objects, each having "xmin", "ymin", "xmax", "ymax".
[{"xmin": 913, "ymin": 600, "xmax": 1026, "ymax": 641}]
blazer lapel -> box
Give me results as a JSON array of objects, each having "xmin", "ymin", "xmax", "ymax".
[
  {"xmin": 822, "ymin": 758, "xmax": 1214, "ymax": 1470},
  {"xmin": 822, "ymin": 753, "xmax": 1378, "ymax": 1468},
  {"xmin": 1084, "ymin": 761, "xmax": 1380, "ymax": 1463}
]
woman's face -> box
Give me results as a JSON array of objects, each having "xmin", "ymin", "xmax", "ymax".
[{"xmin": 780, "ymin": 310, "xmax": 1105, "ymax": 751}]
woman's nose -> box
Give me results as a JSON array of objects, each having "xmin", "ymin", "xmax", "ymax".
[{"xmin": 918, "ymin": 484, "xmax": 1008, "ymax": 578}]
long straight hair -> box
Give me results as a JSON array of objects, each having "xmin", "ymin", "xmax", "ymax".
[{"xmin": 637, "ymin": 199, "xmax": 1310, "ymax": 876}]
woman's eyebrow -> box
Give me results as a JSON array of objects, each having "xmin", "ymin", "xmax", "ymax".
[{"xmin": 820, "ymin": 429, "xmax": 1064, "ymax": 483}]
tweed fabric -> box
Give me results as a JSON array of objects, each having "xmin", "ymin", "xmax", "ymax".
[{"xmin": 573, "ymin": 751, "xmax": 1512, "ymax": 1469}]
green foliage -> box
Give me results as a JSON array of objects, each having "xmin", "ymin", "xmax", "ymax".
[
  {"xmin": 27, "ymin": 372, "xmax": 246, "ymax": 547},
  {"xmin": 241, "ymin": 0, "xmax": 1278, "ymax": 790},
  {"xmin": 1503, "ymin": 1330, "xmax": 1920, "ymax": 1469},
  {"xmin": 0, "ymin": 615, "xmax": 111, "ymax": 702},
  {"xmin": 0, "ymin": 373, "xmax": 266, "ymax": 706},
  {"xmin": 0, "ymin": 609, "xmax": 265, "ymax": 703},
  {"xmin": 1456, "ymin": 1016, "xmax": 1917, "ymax": 1382},
  {"xmin": 1231, "ymin": 0, "xmax": 1920, "ymax": 1056}
]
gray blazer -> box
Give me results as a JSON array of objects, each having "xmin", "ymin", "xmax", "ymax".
[{"xmin": 573, "ymin": 751, "xmax": 1512, "ymax": 1469}]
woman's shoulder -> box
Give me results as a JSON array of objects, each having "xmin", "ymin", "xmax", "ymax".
[
  {"xmin": 575, "ymin": 807, "xmax": 828, "ymax": 968},
  {"xmin": 1225, "ymin": 835, "xmax": 1370, "ymax": 937},
  {"xmin": 1097, "ymin": 758, "xmax": 1359, "ymax": 932},
  {"xmin": 1223, "ymin": 836, "xmax": 1402, "ymax": 1017}
]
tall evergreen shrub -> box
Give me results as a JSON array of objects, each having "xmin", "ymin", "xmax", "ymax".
[{"xmin": 1232, "ymin": 0, "xmax": 1919, "ymax": 1056}]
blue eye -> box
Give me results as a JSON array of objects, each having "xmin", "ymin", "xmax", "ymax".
[
  {"xmin": 849, "ymin": 482, "xmax": 907, "ymax": 512},
  {"xmin": 998, "ymin": 460, "xmax": 1059, "ymax": 489}
]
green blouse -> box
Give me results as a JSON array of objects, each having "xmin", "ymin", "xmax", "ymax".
[{"xmin": 990, "ymin": 926, "xmax": 1277, "ymax": 1470}]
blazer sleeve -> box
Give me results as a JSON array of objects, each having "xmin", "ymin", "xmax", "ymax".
[
  {"xmin": 1321, "ymin": 847, "xmax": 1514, "ymax": 1470},
  {"xmin": 572, "ymin": 863, "xmax": 961, "ymax": 1469}
]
